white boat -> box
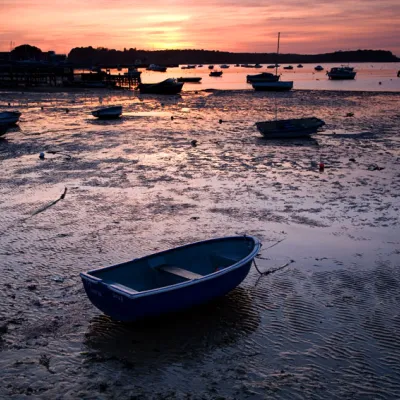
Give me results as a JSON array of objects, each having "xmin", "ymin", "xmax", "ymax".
[
  {"xmin": 256, "ymin": 117, "xmax": 325, "ymax": 139},
  {"xmin": 92, "ymin": 106, "xmax": 122, "ymax": 119},
  {"xmin": 0, "ymin": 111, "xmax": 21, "ymax": 126},
  {"xmin": 252, "ymin": 81, "xmax": 293, "ymax": 91}
]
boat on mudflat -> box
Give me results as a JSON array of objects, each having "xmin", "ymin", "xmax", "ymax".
[
  {"xmin": 92, "ymin": 106, "xmax": 122, "ymax": 119},
  {"xmin": 247, "ymin": 72, "xmax": 280, "ymax": 83},
  {"xmin": 177, "ymin": 77, "xmax": 202, "ymax": 83},
  {"xmin": 80, "ymin": 235, "xmax": 261, "ymax": 322},
  {"xmin": 137, "ymin": 78, "xmax": 184, "ymax": 94},
  {"xmin": 252, "ymin": 81, "xmax": 293, "ymax": 91},
  {"xmin": 256, "ymin": 117, "xmax": 325, "ymax": 139},
  {"xmin": 0, "ymin": 111, "xmax": 21, "ymax": 126},
  {"xmin": 327, "ymin": 67, "xmax": 356, "ymax": 80}
]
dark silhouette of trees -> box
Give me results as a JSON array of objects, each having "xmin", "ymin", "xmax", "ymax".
[{"xmin": 11, "ymin": 44, "xmax": 42, "ymax": 61}]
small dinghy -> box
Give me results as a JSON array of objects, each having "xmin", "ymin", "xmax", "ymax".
[
  {"xmin": 137, "ymin": 78, "xmax": 184, "ymax": 94},
  {"xmin": 0, "ymin": 111, "xmax": 21, "ymax": 126},
  {"xmin": 80, "ymin": 235, "xmax": 261, "ymax": 321},
  {"xmin": 256, "ymin": 117, "xmax": 325, "ymax": 139},
  {"xmin": 92, "ymin": 106, "xmax": 122, "ymax": 119}
]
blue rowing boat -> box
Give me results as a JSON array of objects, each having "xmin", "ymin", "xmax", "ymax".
[{"xmin": 80, "ymin": 235, "xmax": 261, "ymax": 321}]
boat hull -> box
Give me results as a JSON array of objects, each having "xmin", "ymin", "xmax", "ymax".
[
  {"xmin": 138, "ymin": 82, "xmax": 183, "ymax": 94},
  {"xmin": 177, "ymin": 77, "xmax": 202, "ymax": 83},
  {"xmin": 327, "ymin": 73, "xmax": 356, "ymax": 80},
  {"xmin": 256, "ymin": 117, "xmax": 325, "ymax": 139},
  {"xmin": 81, "ymin": 236, "xmax": 260, "ymax": 321},
  {"xmin": 92, "ymin": 106, "xmax": 122, "ymax": 119},
  {"xmin": 0, "ymin": 111, "xmax": 21, "ymax": 126},
  {"xmin": 252, "ymin": 81, "xmax": 293, "ymax": 91}
]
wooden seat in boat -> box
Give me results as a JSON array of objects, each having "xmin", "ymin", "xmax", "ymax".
[
  {"xmin": 157, "ymin": 265, "xmax": 203, "ymax": 280},
  {"xmin": 103, "ymin": 280, "xmax": 139, "ymax": 294}
]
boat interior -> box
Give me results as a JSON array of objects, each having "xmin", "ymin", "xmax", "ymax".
[{"xmin": 89, "ymin": 238, "xmax": 255, "ymax": 293}]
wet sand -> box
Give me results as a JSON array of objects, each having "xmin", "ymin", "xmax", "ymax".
[{"xmin": 0, "ymin": 89, "xmax": 400, "ymax": 399}]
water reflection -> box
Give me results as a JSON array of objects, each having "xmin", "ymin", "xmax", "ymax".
[{"xmin": 84, "ymin": 287, "xmax": 260, "ymax": 366}]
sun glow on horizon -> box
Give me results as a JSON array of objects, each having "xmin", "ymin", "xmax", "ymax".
[{"xmin": 0, "ymin": 0, "xmax": 399, "ymax": 55}]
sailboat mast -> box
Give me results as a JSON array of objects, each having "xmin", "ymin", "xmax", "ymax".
[{"xmin": 275, "ymin": 32, "xmax": 280, "ymax": 76}]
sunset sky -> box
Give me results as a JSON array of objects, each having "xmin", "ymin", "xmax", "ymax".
[{"xmin": 1, "ymin": 0, "xmax": 399, "ymax": 55}]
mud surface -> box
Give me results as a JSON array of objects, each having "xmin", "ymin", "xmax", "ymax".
[{"xmin": 0, "ymin": 89, "xmax": 400, "ymax": 399}]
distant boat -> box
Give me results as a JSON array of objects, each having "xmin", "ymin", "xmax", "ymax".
[
  {"xmin": 256, "ymin": 117, "xmax": 325, "ymax": 139},
  {"xmin": 220, "ymin": 64, "xmax": 230, "ymax": 69},
  {"xmin": 253, "ymin": 33, "xmax": 293, "ymax": 91},
  {"xmin": 252, "ymin": 81, "xmax": 293, "ymax": 91},
  {"xmin": 0, "ymin": 111, "xmax": 21, "ymax": 126},
  {"xmin": 297, "ymin": 64, "xmax": 303, "ymax": 68},
  {"xmin": 327, "ymin": 67, "xmax": 356, "ymax": 80},
  {"xmin": 208, "ymin": 65, "xmax": 214, "ymax": 69},
  {"xmin": 283, "ymin": 65, "xmax": 293, "ymax": 70},
  {"xmin": 197, "ymin": 64, "xmax": 203, "ymax": 67},
  {"xmin": 92, "ymin": 106, "xmax": 122, "ymax": 119},
  {"xmin": 254, "ymin": 64, "xmax": 262, "ymax": 68},
  {"xmin": 314, "ymin": 65, "xmax": 324, "ymax": 71},
  {"xmin": 80, "ymin": 235, "xmax": 261, "ymax": 322},
  {"xmin": 177, "ymin": 77, "xmax": 202, "ymax": 83},
  {"xmin": 267, "ymin": 65, "xmax": 276, "ymax": 69},
  {"xmin": 146, "ymin": 64, "xmax": 167, "ymax": 72},
  {"xmin": 181, "ymin": 65, "xmax": 196, "ymax": 69},
  {"xmin": 235, "ymin": 64, "xmax": 240, "ymax": 67},
  {"xmin": 246, "ymin": 72, "xmax": 280, "ymax": 83},
  {"xmin": 137, "ymin": 78, "xmax": 184, "ymax": 94},
  {"xmin": 398, "ymin": 70, "xmax": 400, "ymax": 77},
  {"xmin": 210, "ymin": 70, "xmax": 223, "ymax": 77}
]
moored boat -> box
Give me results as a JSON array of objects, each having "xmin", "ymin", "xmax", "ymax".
[
  {"xmin": 252, "ymin": 81, "xmax": 293, "ymax": 91},
  {"xmin": 0, "ymin": 111, "xmax": 21, "ymax": 126},
  {"xmin": 137, "ymin": 78, "xmax": 184, "ymax": 94},
  {"xmin": 208, "ymin": 65, "xmax": 214, "ymax": 69},
  {"xmin": 314, "ymin": 65, "xmax": 324, "ymax": 71},
  {"xmin": 210, "ymin": 70, "xmax": 223, "ymax": 77},
  {"xmin": 177, "ymin": 77, "xmax": 202, "ymax": 83},
  {"xmin": 220, "ymin": 64, "xmax": 230, "ymax": 69},
  {"xmin": 246, "ymin": 72, "xmax": 280, "ymax": 83},
  {"xmin": 283, "ymin": 65, "xmax": 293, "ymax": 70},
  {"xmin": 92, "ymin": 106, "xmax": 122, "ymax": 119},
  {"xmin": 327, "ymin": 67, "xmax": 356, "ymax": 80},
  {"xmin": 146, "ymin": 64, "xmax": 167, "ymax": 72},
  {"xmin": 256, "ymin": 117, "xmax": 325, "ymax": 139},
  {"xmin": 80, "ymin": 235, "xmax": 261, "ymax": 321},
  {"xmin": 297, "ymin": 64, "xmax": 303, "ymax": 68}
]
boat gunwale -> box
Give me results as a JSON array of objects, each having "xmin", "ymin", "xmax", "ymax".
[{"xmin": 80, "ymin": 235, "xmax": 261, "ymax": 299}]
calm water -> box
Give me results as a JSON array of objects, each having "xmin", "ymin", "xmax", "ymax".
[
  {"xmin": 111, "ymin": 62, "xmax": 400, "ymax": 92},
  {"xmin": 0, "ymin": 89, "xmax": 400, "ymax": 399}
]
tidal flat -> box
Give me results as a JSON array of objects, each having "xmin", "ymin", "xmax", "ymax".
[{"xmin": 0, "ymin": 89, "xmax": 400, "ymax": 399}]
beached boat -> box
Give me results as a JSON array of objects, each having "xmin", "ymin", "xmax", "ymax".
[
  {"xmin": 137, "ymin": 78, "xmax": 184, "ymax": 94},
  {"xmin": 210, "ymin": 70, "xmax": 223, "ymax": 77},
  {"xmin": 0, "ymin": 125, "xmax": 8, "ymax": 137},
  {"xmin": 256, "ymin": 117, "xmax": 325, "ymax": 139},
  {"xmin": 327, "ymin": 67, "xmax": 356, "ymax": 80},
  {"xmin": 247, "ymin": 72, "xmax": 280, "ymax": 83},
  {"xmin": 92, "ymin": 106, "xmax": 122, "ymax": 119},
  {"xmin": 314, "ymin": 65, "xmax": 324, "ymax": 71},
  {"xmin": 146, "ymin": 64, "xmax": 167, "ymax": 72},
  {"xmin": 252, "ymin": 81, "xmax": 293, "ymax": 91},
  {"xmin": 0, "ymin": 111, "xmax": 21, "ymax": 126},
  {"xmin": 177, "ymin": 77, "xmax": 202, "ymax": 83},
  {"xmin": 80, "ymin": 235, "xmax": 261, "ymax": 321}
]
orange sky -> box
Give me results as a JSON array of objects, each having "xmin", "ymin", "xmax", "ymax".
[{"xmin": 1, "ymin": 0, "xmax": 399, "ymax": 55}]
